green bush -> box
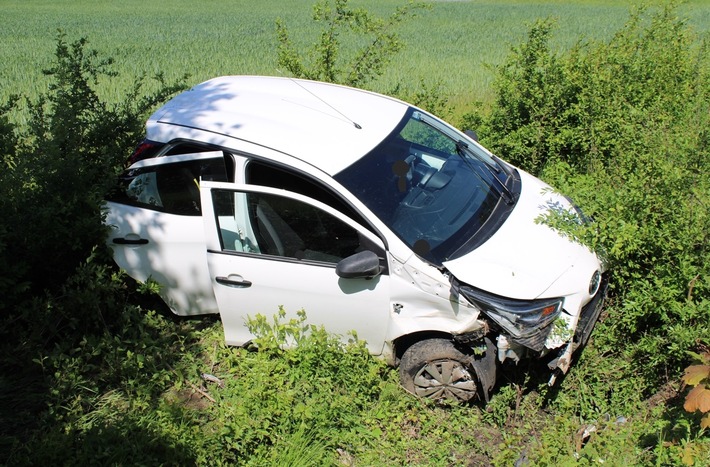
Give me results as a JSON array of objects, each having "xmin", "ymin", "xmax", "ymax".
[
  {"xmin": 463, "ymin": 0, "xmax": 710, "ymax": 435},
  {"xmin": 276, "ymin": 0, "xmax": 430, "ymax": 87},
  {"xmin": 0, "ymin": 32, "xmax": 187, "ymax": 311},
  {"xmin": 0, "ymin": 30, "xmax": 188, "ymax": 336},
  {"xmin": 0, "ymin": 32, "xmax": 188, "ymax": 462}
]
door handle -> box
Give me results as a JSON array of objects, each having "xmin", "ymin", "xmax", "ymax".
[
  {"xmin": 216, "ymin": 276, "xmax": 252, "ymax": 288},
  {"xmin": 112, "ymin": 237, "xmax": 149, "ymax": 245}
]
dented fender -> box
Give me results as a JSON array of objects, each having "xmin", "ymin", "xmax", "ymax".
[{"xmin": 385, "ymin": 254, "xmax": 486, "ymax": 345}]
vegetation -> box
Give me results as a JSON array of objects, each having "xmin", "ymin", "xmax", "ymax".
[
  {"xmin": 468, "ymin": 0, "xmax": 710, "ymax": 394},
  {"xmin": 683, "ymin": 351, "xmax": 710, "ymax": 430},
  {"xmin": 1, "ymin": 0, "xmax": 709, "ymax": 465},
  {"xmin": 2, "ymin": 1, "xmax": 709, "ymax": 115},
  {"xmin": 276, "ymin": 0, "xmax": 430, "ymax": 87},
  {"xmin": 458, "ymin": 1, "xmax": 710, "ymax": 463}
]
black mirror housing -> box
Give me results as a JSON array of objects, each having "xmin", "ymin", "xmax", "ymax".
[{"xmin": 336, "ymin": 250, "xmax": 382, "ymax": 279}]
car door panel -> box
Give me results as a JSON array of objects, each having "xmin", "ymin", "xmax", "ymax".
[
  {"xmin": 106, "ymin": 202, "xmax": 216, "ymax": 315},
  {"xmin": 200, "ymin": 181, "xmax": 391, "ymax": 354},
  {"xmin": 106, "ymin": 151, "xmax": 229, "ymax": 316}
]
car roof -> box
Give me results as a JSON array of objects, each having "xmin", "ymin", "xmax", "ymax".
[{"xmin": 146, "ymin": 76, "xmax": 410, "ymax": 175}]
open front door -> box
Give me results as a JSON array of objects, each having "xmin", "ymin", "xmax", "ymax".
[{"xmin": 200, "ymin": 181, "xmax": 391, "ymax": 355}]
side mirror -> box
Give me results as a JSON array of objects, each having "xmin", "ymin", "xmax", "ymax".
[
  {"xmin": 464, "ymin": 129, "xmax": 479, "ymax": 142},
  {"xmin": 336, "ymin": 250, "xmax": 383, "ymax": 279}
]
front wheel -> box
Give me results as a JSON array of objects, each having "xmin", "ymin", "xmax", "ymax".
[{"xmin": 399, "ymin": 338, "xmax": 479, "ymax": 403}]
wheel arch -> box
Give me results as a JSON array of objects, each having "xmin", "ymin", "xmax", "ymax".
[{"xmin": 393, "ymin": 330, "xmax": 454, "ymax": 364}]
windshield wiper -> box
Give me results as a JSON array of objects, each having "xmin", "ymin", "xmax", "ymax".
[{"xmin": 456, "ymin": 140, "xmax": 515, "ymax": 205}]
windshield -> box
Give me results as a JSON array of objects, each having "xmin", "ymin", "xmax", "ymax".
[{"xmin": 335, "ymin": 108, "xmax": 513, "ymax": 264}]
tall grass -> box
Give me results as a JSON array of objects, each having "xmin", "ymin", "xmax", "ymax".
[{"xmin": 2, "ymin": 0, "xmax": 708, "ymax": 115}]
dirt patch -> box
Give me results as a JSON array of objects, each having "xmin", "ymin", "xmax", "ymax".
[
  {"xmin": 164, "ymin": 387, "xmax": 213, "ymax": 411},
  {"xmin": 647, "ymin": 381, "xmax": 681, "ymax": 408}
]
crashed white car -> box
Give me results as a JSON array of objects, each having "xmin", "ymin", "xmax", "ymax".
[{"xmin": 106, "ymin": 76, "xmax": 607, "ymax": 403}]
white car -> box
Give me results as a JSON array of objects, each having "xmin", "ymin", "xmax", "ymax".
[{"xmin": 106, "ymin": 76, "xmax": 607, "ymax": 403}]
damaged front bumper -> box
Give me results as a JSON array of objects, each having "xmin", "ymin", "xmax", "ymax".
[
  {"xmin": 546, "ymin": 272, "xmax": 609, "ymax": 384},
  {"xmin": 453, "ymin": 272, "xmax": 609, "ymax": 384}
]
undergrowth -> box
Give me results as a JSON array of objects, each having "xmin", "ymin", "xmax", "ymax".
[{"xmin": 459, "ymin": 2, "xmax": 710, "ymax": 463}]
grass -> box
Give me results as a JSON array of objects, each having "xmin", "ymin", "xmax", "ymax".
[
  {"xmin": 1, "ymin": 0, "xmax": 708, "ymax": 116},
  {"xmin": 7, "ymin": 296, "xmax": 707, "ymax": 465}
]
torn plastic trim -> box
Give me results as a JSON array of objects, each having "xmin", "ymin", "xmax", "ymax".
[
  {"xmin": 469, "ymin": 336, "xmax": 497, "ymax": 403},
  {"xmin": 547, "ymin": 340, "xmax": 575, "ymax": 386},
  {"xmin": 547, "ymin": 272, "xmax": 609, "ymax": 385},
  {"xmin": 449, "ymin": 333, "xmax": 497, "ymax": 403}
]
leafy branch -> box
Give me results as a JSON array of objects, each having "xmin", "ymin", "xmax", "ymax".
[
  {"xmin": 276, "ymin": 0, "xmax": 430, "ymax": 87},
  {"xmin": 682, "ymin": 350, "xmax": 710, "ymax": 430}
]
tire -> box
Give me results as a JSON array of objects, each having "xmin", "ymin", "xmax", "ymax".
[{"xmin": 399, "ymin": 338, "xmax": 479, "ymax": 403}]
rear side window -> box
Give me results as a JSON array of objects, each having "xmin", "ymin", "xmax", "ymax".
[{"xmin": 108, "ymin": 157, "xmax": 230, "ymax": 216}]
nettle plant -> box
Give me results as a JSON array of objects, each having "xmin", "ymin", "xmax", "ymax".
[{"xmin": 682, "ymin": 351, "xmax": 710, "ymax": 429}]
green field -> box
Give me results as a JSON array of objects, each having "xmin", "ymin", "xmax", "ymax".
[{"xmin": 2, "ymin": 0, "xmax": 708, "ymax": 112}]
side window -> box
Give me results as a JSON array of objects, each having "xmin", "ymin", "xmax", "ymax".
[
  {"xmin": 245, "ymin": 161, "xmax": 370, "ymax": 229},
  {"xmin": 212, "ymin": 189, "xmax": 363, "ymax": 264},
  {"xmin": 108, "ymin": 156, "xmax": 231, "ymax": 216}
]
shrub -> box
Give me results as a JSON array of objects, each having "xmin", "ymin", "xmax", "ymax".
[
  {"xmin": 465, "ymin": 1, "xmax": 710, "ymax": 413},
  {"xmin": 275, "ymin": 0, "xmax": 430, "ymax": 87},
  {"xmin": 0, "ymin": 32, "xmax": 188, "ymax": 461},
  {"xmin": 0, "ymin": 32, "xmax": 187, "ymax": 311}
]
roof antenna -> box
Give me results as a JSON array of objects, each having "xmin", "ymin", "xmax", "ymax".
[{"xmin": 285, "ymin": 76, "xmax": 363, "ymax": 130}]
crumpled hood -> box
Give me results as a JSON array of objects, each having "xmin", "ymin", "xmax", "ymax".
[{"xmin": 443, "ymin": 171, "xmax": 598, "ymax": 300}]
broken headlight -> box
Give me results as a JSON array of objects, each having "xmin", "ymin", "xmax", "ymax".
[{"xmin": 458, "ymin": 284, "xmax": 563, "ymax": 351}]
